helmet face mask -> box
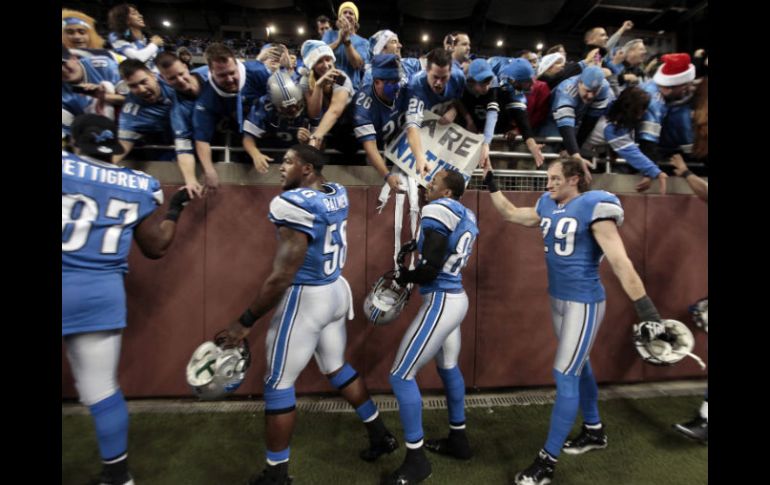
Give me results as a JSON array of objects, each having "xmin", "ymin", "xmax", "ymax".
[
  {"xmin": 632, "ymin": 319, "xmax": 705, "ymax": 369},
  {"xmin": 186, "ymin": 334, "xmax": 251, "ymax": 400},
  {"xmin": 363, "ymin": 271, "xmax": 411, "ymax": 326}
]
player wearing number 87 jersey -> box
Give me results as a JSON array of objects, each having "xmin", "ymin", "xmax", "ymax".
[
  {"xmin": 62, "ymin": 114, "xmax": 190, "ymax": 485},
  {"xmin": 382, "ymin": 170, "xmax": 478, "ymax": 485},
  {"xmin": 222, "ymin": 144, "xmax": 398, "ymax": 485},
  {"xmin": 484, "ymin": 159, "xmax": 663, "ymax": 485}
]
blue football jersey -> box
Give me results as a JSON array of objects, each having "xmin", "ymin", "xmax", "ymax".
[
  {"xmin": 243, "ymin": 95, "xmax": 315, "ymax": 147},
  {"xmin": 170, "ymin": 66, "xmax": 209, "ymax": 155},
  {"xmin": 417, "ymin": 198, "xmax": 478, "ymax": 294},
  {"xmin": 268, "ymin": 183, "xmax": 350, "ymax": 285},
  {"xmin": 118, "ymin": 78, "xmax": 176, "ymax": 143},
  {"xmin": 639, "ymin": 81, "xmax": 694, "ymax": 154},
  {"xmin": 352, "ymin": 84, "xmax": 408, "ymax": 146},
  {"xmin": 404, "ymin": 68, "xmax": 466, "ymax": 129},
  {"xmin": 107, "ymin": 32, "xmax": 159, "ymax": 70},
  {"xmin": 535, "ymin": 190, "xmax": 624, "ymax": 303},
  {"xmin": 322, "ymin": 30, "xmax": 371, "ymax": 89},
  {"xmin": 62, "ymin": 56, "xmax": 121, "ymax": 137},
  {"xmin": 62, "ymin": 151, "xmax": 163, "ymax": 335},
  {"xmin": 193, "ymin": 60, "xmax": 271, "ymax": 142},
  {"xmin": 551, "ymin": 74, "xmax": 612, "ymax": 128}
]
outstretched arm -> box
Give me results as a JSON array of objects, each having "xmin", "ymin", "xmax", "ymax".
[{"xmin": 483, "ymin": 171, "xmax": 541, "ymax": 227}]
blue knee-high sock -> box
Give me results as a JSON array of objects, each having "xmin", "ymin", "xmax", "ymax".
[
  {"xmin": 544, "ymin": 370, "xmax": 581, "ymax": 458},
  {"xmin": 437, "ymin": 366, "xmax": 465, "ymax": 427},
  {"xmin": 389, "ymin": 374, "xmax": 424, "ymax": 444},
  {"xmin": 89, "ymin": 390, "xmax": 129, "ymax": 461},
  {"xmin": 579, "ymin": 362, "xmax": 601, "ymax": 426}
]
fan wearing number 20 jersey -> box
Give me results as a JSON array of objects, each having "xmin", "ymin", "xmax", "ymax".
[
  {"xmin": 61, "ymin": 150, "xmax": 163, "ymax": 336},
  {"xmin": 268, "ymin": 182, "xmax": 348, "ymax": 285},
  {"xmin": 535, "ymin": 189, "xmax": 624, "ymax": 303}
]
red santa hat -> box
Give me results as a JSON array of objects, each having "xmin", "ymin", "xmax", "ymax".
[{"xmin": 653, "ymin": 53, "xmax": 695, "ymax": 87}]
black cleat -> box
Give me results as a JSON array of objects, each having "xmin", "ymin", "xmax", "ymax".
[
  {"xmin": 562, "ymin": 424, "xmax": 608, "ymax": 455},
  {"xmin": 361, "ymin": 431, "xmax": 399, "ymax": 462},
  {"xmin": 673, "ymin": 416, "xmax": 708, "ymax": 444},
  {"xmin": 513, "ymin": 450, "xmax": 556, "ymax": 485},
  {"xmin": 382, "ymin": 446, "xmax": 432, "ymax": 485},
  {"xmin": 424, "ymin": 429, "xmax": 472, "ymax": 460},
  {"xmin": 246, "ymin": 463, "xmax": 293, "ymax": 485}
]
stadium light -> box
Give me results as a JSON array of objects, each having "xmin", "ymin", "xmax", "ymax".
[
  {"xmin": 421, "ymin": 33, "xmax": 429, "ymax": 42},
  {"xmin": 269, "ymin": 25, "xmax": 277, "ymax": 34},
  {"xmin": 536, "ymin": 42, "xmax": 543, "ymax": 51},
  {"xmin": 162, "ymin": 20, "xmax": 171, "ymax": 28},
  {"xmin": 496, "ymin": 39, "xmax": 503, "ymax": 47},
  {"xmin": 298, "ymin": 26, "xmax": 305, "ymax": 35}
]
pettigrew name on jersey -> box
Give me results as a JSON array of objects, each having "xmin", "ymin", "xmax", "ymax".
[{"xmin": 384, "ymin": 110, "xmax": 483, "ymax": 187}]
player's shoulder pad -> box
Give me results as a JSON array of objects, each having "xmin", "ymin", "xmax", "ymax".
[
  {"xmin": 421, "ymin": 198, "xmax": 463, "ymax": 231},
  {"xmin": 584, "ymin": 190, "xmax": 624, "ymax": 226},
  {"xmin": 269, "ymin": 189, "xmax": 318, "ymax": 229}
]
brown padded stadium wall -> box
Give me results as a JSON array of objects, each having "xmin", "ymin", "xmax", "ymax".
[{"xmin": 61, "ymin": 187, "xmax": 708, "ymax": 399}]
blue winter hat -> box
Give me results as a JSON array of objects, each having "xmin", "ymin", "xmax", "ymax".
[
  {"xmin": 580, "ymin": 66, "xmax": 605, "ymax": 91},
  {"xmin": 499, "ymin": 58, "xmax": 535, "ymax": 84},
  {"xmin": 369, "ymin": 30, "xmax": 398, "ymax": 56},
  {"xmin": 301, "ymin": 40, "xmax": 335, "ymax": 70},
  {"xmin": 371, "ymin": 54, "xmax": 400, "ymax": 80},
  {"xmin": 468, "ymin": 58, "xmax": 494, "ymax": 82}
]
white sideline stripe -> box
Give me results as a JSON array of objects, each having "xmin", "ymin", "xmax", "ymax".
[{"xmin": 62, "ymin": 380, "xmax": 707, "ymax": 415}]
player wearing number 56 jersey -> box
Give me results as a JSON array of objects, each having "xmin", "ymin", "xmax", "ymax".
[
  {"xmin": 62, "ymin": 114, "xmax": 190, "ymax": 485},
  {"xmin": 484, "ymin": 159, "xmax": 662, "ymax": 485},
  {"xmin": 383, "ymin": 170, "xmax": 478, "ymax": 485},
  {"xmin": 223, "ymin": 145, "xmax": 397, "ymax": 485}
]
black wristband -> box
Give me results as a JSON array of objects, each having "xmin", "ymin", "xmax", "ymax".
[
  {"xmin": 164, "ymin": 209, "xmax": 181, "ymax": 222},
  {"xmin": 681, "ymin": 169, "xmax": 693, "ymax": 178},
  {"xmin": 483, "ymin": 171, "xmax": 499, "ymax": 193},
  {"xmin": 633, "ymin": 295, "xmax": 661, "ymax": 322},
  {"xmin": 239, "ymin": 308, "xmax": 258, "ymax": 328}
]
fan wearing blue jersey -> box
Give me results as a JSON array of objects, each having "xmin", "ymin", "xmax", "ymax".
[
  {"xmin": 115, "ymin": 60, "xmax": 176, "ymax": 163},
  {"xmin": 551, "ymin": 66, "xmax": 613, "ymax": 181},
  {"xmin": 362, "ymin": 30, "xmax": 423, "ymax": 89},
  {"xmin": 243, "ymin": 70, "xmax": 312, "ymax": 174},
  {"xmin": 106, "ymin": 3, "xmax": 164, "ymax": 70},
  {"xmin": 353, "ymin": 54, "xmax": 408, "ymax": 192},
  {"xmin": 484, "ymin": 159, "xmax": 663, "ymax": 485},
  {"xmin": 223, "ymin": 145, "xmax": 398, "ymax": 485},
  {"xmin": 404, "ymin": 48, "xmax": 466, "ymax": 179},
  {"xmin": 638, "ymin": 53, "xmax": 696, "ymax": 161},
  {"xmin": 583, "ymin": 87, "xmax": 668, "ymax": 194},
  {"xmin": 156, "ymin": 51, "xmax": 216, "ymax": 199},
  {"xmin": 63, "ymin": 114, "xmax": 191, "ymax": 485},
  {"xmin": 62, "ymin": 45, "xmax": 124, "ymax": 139},
  {"xmin": 193, "ymin": 43, "xmax": 271, "ymax": 181},
  {"xmin": 383, "ymin": 170, "xmax": 479, "ymax": 485}
]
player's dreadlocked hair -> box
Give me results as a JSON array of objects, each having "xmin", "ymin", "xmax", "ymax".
[{"xmin": 557, "ymin": 159, "xmax": 589, "ymax": 193}]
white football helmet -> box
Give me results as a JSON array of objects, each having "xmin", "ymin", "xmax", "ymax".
[
  {"xmin": 267, "ymin": 70, "xmax": 304, "ymax": 119},
  {"xmin": 186, "ymin": 333, "xmax": 251, "ymax": 400},
  {"xmin": 363, "ymin": 271, "xmax": 411, "ymax": 326},
  {"xmin": 689, "ymin": 298, "xmax": 708, "ymax": 333},
  {"xmin": 633, "ymin": 319, "xmax": 706, "ymax": 369}
]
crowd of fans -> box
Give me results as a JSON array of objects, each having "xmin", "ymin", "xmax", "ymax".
[{"xmin": 62, "ymin": 2, "xmax": 708, "ymax": 198}]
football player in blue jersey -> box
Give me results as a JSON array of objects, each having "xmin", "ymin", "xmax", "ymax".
[
  {"xmin": 62, "ymin": 45, "xmax": 124, "ymax": 139},
  {"xmin": 383, "ymin": 169, "xmax": 479, "ymax": 485},
  {"xmin": 106, "ymin": 3, "xmax": 164, "ymax": 70},
  {"xmin": 243, "ymin": 70, "xmax": 313, "ymax": 174},
  {"xmin": 193, "ymin": 43, "xmax": 271, "ymax": 179},
  {"xmin": 223, "ymin": 144, "xmax": 398, "ymax": 485},
  {"xmin": 484, "ymin": 159, "xmax": 663, "ymax": 485},
  {"xmin": 115, "ymin": 59, "xmax": 176, "ymax": 162},
  {"xmin": 638, "ymin": 53, "xmax": 695, "ymax": 161},
  {"xmin": 550, "ymin": 66, "xmax": 613, "ymax": 181},
  {"xmin": 353, "ymin": 54, "xmax": 409, "ymax": 192},
  {"xmin": 404, "ymin": 49, "xmax": 466, "ymax": 178},
  {"xmin": 63, "ymin": 114, "xmax": 191, "ymax": 485},
  {"xmin": 156, "ymin": 51, "xmax": 217, "ymax": 199}
]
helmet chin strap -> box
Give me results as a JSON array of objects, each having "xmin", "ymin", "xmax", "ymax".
[{"xmin": 684, "ymin": 351, "xmax": 707, "ymax": 370}]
